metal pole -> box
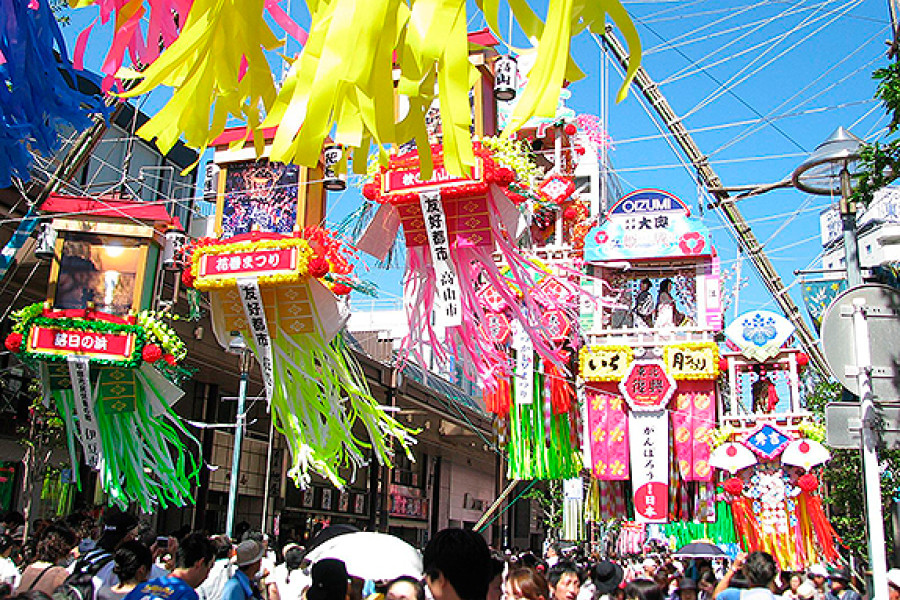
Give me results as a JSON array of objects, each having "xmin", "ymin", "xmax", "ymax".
[
  {"xmin": 225, "ymin": 350, "xmax": 250, "ymax": 539},
  {"xmin": 852, "ymin": 297, "xmax": 888, "ymax": 600},
  {"xmin": 840, "ymin": 168, "xmax": 862, "ymax": 287},
  {"xmin": 261, "ymin": 415, "xmax": 275, "ymax": 532}
]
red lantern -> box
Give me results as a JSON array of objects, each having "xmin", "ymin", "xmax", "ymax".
[
  {"xmin": 142, "ymin": 344, "xmax": 163, "ymax": 363},
  {"xmin": 308, "ymin": 257, "xmax": 330, "ymax": 278},
  {"xmin": 4, "ymin": 333, "xmax": 22, "ymax": 353}
]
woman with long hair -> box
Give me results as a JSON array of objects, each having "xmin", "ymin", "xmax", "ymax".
[
  {"xmin": 504, "ymin": 568, "xmax": 551, "ymax": 600},
  {"xmin": 97, "ymin": 541, "xmax": 152, "ymax": 600},
  {"xmin": 17, "ymin": 524, "xmax": 78, "ymax": 595}
]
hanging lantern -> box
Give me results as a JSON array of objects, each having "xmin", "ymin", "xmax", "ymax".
[
  {"xmin": 162, "ymin": 226, "xmax": 187, "ymax": 271},
  {"xmin": 493, "ymin": 55, "xmax": 518, "ymax": 101},
  {"xmin": 34, "ymin": 222, "xmax": 57, "ymax": 261},
  {"xmin": 322, "ymin": 144, "xmax": 347, "ymax": 191}
]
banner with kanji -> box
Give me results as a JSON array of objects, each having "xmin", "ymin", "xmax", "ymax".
[
  {"xmin": 671, "ymin": 390, "xmax": 715, "ymax": 481},
  {"xmin": 585, "ymin": 387, "xmax": 629, "ymax": 480},
  {"xmin": 628, "ymin": 410, "xmax": 669, "ymax": 523}
]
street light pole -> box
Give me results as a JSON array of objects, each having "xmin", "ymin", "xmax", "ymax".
[
  {"xmin": 225, "ymin": 340, "xmax": 252, "ymax": 540},
  {"xmin": 839, "ymin": 167, "xmax": 862, "ymax": 287}
]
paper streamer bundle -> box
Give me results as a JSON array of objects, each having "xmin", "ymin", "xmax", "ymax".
[
  {"xmin": 0, "ymin": 0, "xmax": 106, "ymax": 187},
  {"xmin": 71, "ymin": 0, "xmax": 640, "ymax": 177},
  {"xmin": 184, "ymin": 229, "xmax": 415, "ymax": 488},
  {"xmin": 6, "ymin": 303, "xmax": 199, "ymax": 511}
]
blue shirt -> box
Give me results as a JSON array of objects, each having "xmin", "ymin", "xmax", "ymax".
[
  {"xmin": 124, "ymin": 576, "xmax": 199, "ymax": 600},
  {"xmin": 221, "ymin": 570, "xmax": 258, "ymax": 600}
]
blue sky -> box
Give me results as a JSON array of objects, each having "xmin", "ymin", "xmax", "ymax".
[{"xmin": 57, "ymin": 0, "xmax": 892, "ymax": 326}]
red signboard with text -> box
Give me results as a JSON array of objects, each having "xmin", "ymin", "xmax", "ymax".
[
  {"xmin": 28, "ymin": 326, "xmax": 135, "ymax": 361},
  {"xmin": 619, "ymin": 360, "xmax": 676, "ymax": 411},
  {"xmin": 199, "ymin": 247, "xmax": 299, "ymax": 280}
]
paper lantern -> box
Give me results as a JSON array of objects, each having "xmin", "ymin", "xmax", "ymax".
[
  {"xmin": 34, "ymin": 222, "xmax": 57, "ymax": 262},
  {"xmin": 162, "ymin": 226, "xmax": 187, "ymax": 271},
  {"xmin": 322, "ymin": 144, "xmax": 348, "ymax": 191},
  {"xmin": 493, "ymin": 54, "xmax": 518, "ymax": 101}
]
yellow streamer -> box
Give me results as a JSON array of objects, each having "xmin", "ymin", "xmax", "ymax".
[{"xmin": 88, "ymin": 0, "xmax": 640, "ymax": 175}]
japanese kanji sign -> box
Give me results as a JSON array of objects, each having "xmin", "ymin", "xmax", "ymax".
[
  {"xmin": 540, "ymin": 309, "xmax": 571, "ymax": 342},
  {"xmin": 67, "ymin": 356, "xmax": 102, "ymax": 470},
  {"xmin": 664, "ymin": 342, "xmax": 719, "ymax": 379},
  {"xmin": 619, "ymin": 360, "xmax": 676, "ymax": 411},
  {"xmin": 628, "ymin": 409, "xmax": 669, "ymax": 523},
  {"xmin": 199, "ymin": 247, "xmax": 299, "ymax": 280},
  {"xmin": 512, "ymin": 320, "xmax": 534, "ymax": 405},
  {"xmin": 480, "ymin": 312, "xmax": 511, "ymax": 345},
  {"xmin": 29, "ymin": 326, "xmax": 135, "ymax": 361},
  {"xmin": 238, "ymin": 278, "xmax": 275, "ymax": 402},
  {"xmin": 419, "ymin": 190, "xmax": 462, "ymax": 327}
]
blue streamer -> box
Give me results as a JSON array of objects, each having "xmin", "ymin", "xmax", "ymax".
[{"xmin": 0, "ymin": 0, "xmax": 107, "ymax": 187}]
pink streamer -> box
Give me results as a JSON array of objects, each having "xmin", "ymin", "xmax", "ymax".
[
  {"xmin": 266, "ymin": 0, "xmax": 308, "ymax": 45},
  {"xmin": 73, "ymin": 18, "xmax": 95, "ymax": 71}
]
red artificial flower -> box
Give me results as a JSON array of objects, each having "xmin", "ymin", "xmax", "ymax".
[
  {"xmin": 142, "ymin": 344, "xmax": 163, "ymax": 363},
  {"xmin": 723, "ymin": 477, "xmax": 744, "ymax": 496},
  {"xmin": 332, "ymin": 283, "xmax": 352, "ymax": 296},
  {"xmin": 563, "ymin": 206, "xmax": 580, "ymax": 222},
  {"xmin": 308, "ymin": 257, "xmax": 330, "ymax": 278},
  {"xmin": 163, "ymin": 354, "xmax": 177, "ymax": 366},
  {"xmin": 797, "ymin": 472, "xmax": 819, "ymax": 492},
  {"xmin": 564, "ymin": 123, "xmax": 578, "ymax": 136},
  {"xmin": 181, "ymin": 269, "xmax": 195, "ymax": 288},
  {"xmin": 4, "ymin": 333, "xmax": 22, "ymax": 353}
]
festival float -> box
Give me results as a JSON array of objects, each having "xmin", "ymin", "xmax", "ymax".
[
  {"xmin": 182, "ymin": 128, "xmax": 414, "ymax": 488},
  {"xmin": 579, "ymin": 188, "xmax": 726, "ymax": 542},
  {"xmin": 709, "ymin": 309, "xmax": 838, "ymax": 570},
  {"xmin": 4, "ymin": 196, "xmax": 198, "ymax": 511}
]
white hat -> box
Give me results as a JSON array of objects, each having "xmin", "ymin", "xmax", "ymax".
[
  {"xmin": 797, "ymin": 582, "xmax": 816, "ymax": 600},
  {"xmin": 888, "ymin": 568, "xmax": 900, "ymax": 589},
  {"xmin": 808, "ymin": 564, "xmax": 829, "ymax": 578},
  {"xmin": 642, "ymin": 558, "xmax": 657, "ymax": 569}
]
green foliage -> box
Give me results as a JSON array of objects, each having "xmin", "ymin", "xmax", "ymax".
[
  {"xmin": 524, "ymin": 480, "xmax": 563, "ymax": 536},
  {"xmin": 806, "ymin": 378, "xmax": 900, "ymax": 561},
  {"xmin": 851, "ymin": 62, "xmax": 900, "ymax": 206}
]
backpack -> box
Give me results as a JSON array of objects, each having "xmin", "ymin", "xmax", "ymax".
[{"xmin": 53, "ymin": 550, "xmax": 115, "ymax": 600}]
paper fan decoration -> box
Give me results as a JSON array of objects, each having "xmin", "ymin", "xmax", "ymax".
[
  {"xmin": 781, "ymin": 438, "xmax": 830, "ymax": 471},
  {"xmin": 710, "ymin": 442, "xmax": 757, "ymax": 474}
]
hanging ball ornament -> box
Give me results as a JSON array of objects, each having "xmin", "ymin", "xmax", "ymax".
[
  {"xmin": 308, "ymin": 257, "xmax": 330, "ymax": 278},
  {"xmin": 563, "ymin": 206, "xmax": 580, "ymax": 222},
  {"xmin": 4, "ymin": 333, "xmax": 22, "ymax": 353},
  {"xmin": 797, "ymin": 472, "xmax": 819, "ymax": 492},
  {"xmin": 797, "ymin": 352, "xmax": 809, "ymax": 367},
  {"xmin": 564, "ymin": 123, "xmax": 578, "ymax": 136},
  {"xmin": 718, "ymin": 357, "xmax": 728, "ymax": 372},
  {"xmin": 723, "ymin": 477, "xmax": 744, "ymax": 496},
  {"xmin": 142, "ymin": 344, "xmax": 163, "ymax": 363}
]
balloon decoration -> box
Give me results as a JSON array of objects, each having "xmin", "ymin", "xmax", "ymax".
[
  {"xmin": 62, "ymin": 0, "xmax": 641, "ymax": 178},
  {"xmin": 182, "ymin": 227, "xmax": 415, "ymax": 488},
  {"xmin": 0, "ymin": 0, "xmax": 106, "ymax": 187}
]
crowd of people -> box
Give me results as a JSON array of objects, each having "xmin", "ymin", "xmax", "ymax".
[{"xmin": 0, "ymin": 509, "xmax": 885, "ymax": 600}]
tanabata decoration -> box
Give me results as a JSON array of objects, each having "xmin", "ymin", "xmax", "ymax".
[
  {"xmin": 716, "ymin": 435, "xmax": 840, "ymax": 569},
  {"xmin": 0, "ymin": 0, "xmax": 106, "ymax": 187},
  {"xmin": 6, "ymin": 304, "xmax": 198, "ymax": 511},
  {"xmin": 360, "ymin": 142, "xmax": 582, "ymax": 479},
  {"xmin": 73, "ymin": 0, "xmax": 640, "ymax": 177},
  {"xmin": 182, "ymin": 227, "xmax": 415, "ymax": 488}
]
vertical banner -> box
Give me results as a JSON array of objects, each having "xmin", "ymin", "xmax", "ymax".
[
  {"xmin": 511, "ymin": 320, "xmax": 533, "ymax": 404},
  {"xmin": 628, "ymin": 410, "xmax": 669, "ymax": 523},
  {"xmin": 238, "ymin": 278, "xmax": 275, "ymax": 402},
  {"xmin": 671, "ymin": 391, "xmax": 715, "ymax": 481},
  {"xmin": 419, "ymin": 190, "xmax": 462, "ymax": 327},
  {"xmin": 66, "ymin": 356, "xmax": 102, "ymax": 470},
  {"xmin": 585, "ymin": 387, "xmax": 629, "ymax": 480},
  {"xmin": 562, "ymin": 478, "xmax": 584, "ymax": 541}
]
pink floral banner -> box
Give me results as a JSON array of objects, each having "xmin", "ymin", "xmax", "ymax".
[
  {"xmin": 671, "ymin": 390, "xmax": 715, "ymax": 481},
  {"xmin": 586, "ymin": 387, "xmax": 629, "ymax": 480}
]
